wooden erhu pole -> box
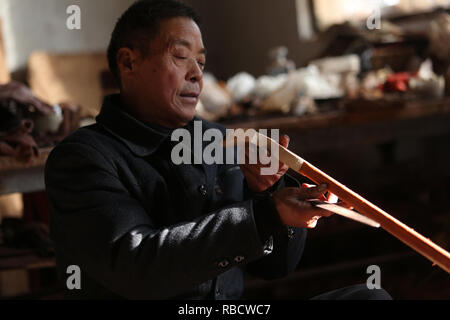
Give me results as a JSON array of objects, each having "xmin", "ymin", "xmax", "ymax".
[{"xmin": 226, "ymin": 131, "xmax": 450, "ymax": 274}]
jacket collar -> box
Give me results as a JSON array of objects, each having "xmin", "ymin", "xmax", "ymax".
[{"xmin": 96, "ymin": 94, "xmax": 178, "ymax": 157}]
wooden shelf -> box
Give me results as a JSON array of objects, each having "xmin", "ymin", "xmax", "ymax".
[
  {"xmin": 0, "ymin": 148, "xmax": 52, "ymax": 173},
  {"xmin": 221, "ymin": 97, "xmax": 450, "ymax": 130},
  {"xmin": 0, "ymin": 246, "xmax": 55, "ymax": 271},
  {"xmin": 0, "ymin": 148, "xmax": 53, "ymax": 196}
]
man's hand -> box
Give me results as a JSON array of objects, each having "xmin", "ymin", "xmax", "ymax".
[
  {"xmin": 272, "ymin": 184, "xmax": 334, "ymax": 228},
  {"xmin": 302, "ymin": 183, "xmax": 354, "ymax": 210},
  {"xmin": 239, "ymin": 135, "xmax": 290, "ymax": 192}
]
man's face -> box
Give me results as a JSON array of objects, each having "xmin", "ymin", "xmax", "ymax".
[{"xmin": 123, "ymin": 17, "xmax": 205, "ymax": 128}]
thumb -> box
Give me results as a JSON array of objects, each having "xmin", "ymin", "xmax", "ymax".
[
  {"xmin": 297, "ymin": 184, "xmax": 328, "ymax": 200},
  {"xmin": 280, "ymin": 134, "xmax": 290, "ymax": 148},
  {"xmin": 302, "ymin": 183, "xmax": 327, "ymax": 201}
]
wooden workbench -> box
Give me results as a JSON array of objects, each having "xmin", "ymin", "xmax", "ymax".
[{"xmin": 0, "ymin": 148, "xmax": 52, "ymax": 196}]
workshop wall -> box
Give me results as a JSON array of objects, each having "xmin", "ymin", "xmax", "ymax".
[
  {"xmin": 0, "ymin": 0, "xmax": 324, "ymax": 80},
  {"xmin": 186, "ymin": 0, "xmax": 325, "ymax": 80},
  {"xmin": 0, "ymin": 0, "xmax": 134, "ymax": 73}
]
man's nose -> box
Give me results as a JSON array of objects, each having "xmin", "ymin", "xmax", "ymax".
[{"xmin": 186, "ymin": 58, "xmax": 203, "ymax": 83}]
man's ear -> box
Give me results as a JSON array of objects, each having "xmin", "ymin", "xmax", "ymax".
[{"xmin": 117, "ymin": 47, "xmax": 138, "ymax": 79}]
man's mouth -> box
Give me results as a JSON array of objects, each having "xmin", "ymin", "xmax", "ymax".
[{"xmin": 179, "ymin": 92, "xmax": 200, "ymax": 104}]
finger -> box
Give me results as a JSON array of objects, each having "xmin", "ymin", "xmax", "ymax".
[
  {"xmin": 243, "ymin": 149, "xmax": 273, "ymax": 167},
  {"xmin": 241, "ymin": 165, "xmax": 284, "ymax": 190},
  {"xmin": 301, "ymin": 183, "xmax": 327, "ymax": 201},
  {"xmin": 327, "ymin": 192, "xmax": 339, "ymax": 204},
  {"xmin": 296, "ymin": 184, "xmax": 328, "ymax": 200},
  {"xmin": 314, "ymin": 207, "xmax": 335, "ymax": 217},
  {"xmin": 264, "ymin": 135, "xmax": 288, "ymax": 164},
  {"xmin": 304, "ymin": 210, "xmax": 333, "ymax": 229},
  {"xmin": 305, "ymin": 216, "xmax": 320, "ymax": 229},
  {"xmin": 241, "ymin": 156, "xmax": 265, "ymax": 168},
  {"xmin": 280, "ymin": 200, "xmax": 332, "ymax": 228},
  {"xmin": 337, "ymin": 200, "xmax": 354, "ymax": 210},
  {"xmin": 278, "ymin": 163, "xmax": 289, "ymax": 174},
  {"xmin": 244, "ymin": 148, "xmax": 288, "ymax": 175},
  {"xmin": 243, "ymin": 142, "xmax": 258, "ymax": 158},
  {"xmin": 240, "ymin": 165, "xmax": 278, "ymax": 191},
  {"xmin": 299, "ymin": 200, "xmax": 335, "ymax": 217},
  {"xmin": 243, "ymin": 152, "xmax": 266, "ymax": 167},
  {"xmin": 240, "ymin": 164, "xmax": 260, "ymax": 178},
  {"xmin": 279, "ymin": 134, "xmax": 290, "ymax": 149}
]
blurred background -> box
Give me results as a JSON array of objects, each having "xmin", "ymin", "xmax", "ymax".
[{"xmin": 0, "ymin": 0, "xmax": 449, "ymax": 299}]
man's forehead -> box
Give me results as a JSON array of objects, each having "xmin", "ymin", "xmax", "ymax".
[{"xmin": 154, "ymin": 18, "xmax": 203, "ymax": 48}]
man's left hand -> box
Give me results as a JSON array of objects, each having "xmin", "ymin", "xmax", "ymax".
[{"xmin": 239, "ymin": 134, "xmax": 290, "ymax": 192}]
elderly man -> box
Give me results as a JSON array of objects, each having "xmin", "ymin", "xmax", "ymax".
[{"xmin": 45, "ymin": 0, "xmax": 391, "ymax": 300}]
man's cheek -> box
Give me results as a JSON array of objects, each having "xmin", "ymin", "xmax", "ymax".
[{"xmin": 166, "ymin": 72, "xmax": 184, "ymax": 95}]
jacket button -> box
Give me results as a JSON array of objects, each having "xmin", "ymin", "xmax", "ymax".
[
  {"xmin": 234, "ymin": 256, "xmax": 245, "ymax": 263},
  {"xmin": 215, "ymin": 184, "xmax": 223, "ymax": 195},
  {"xmin": 218, "ymin": 259, "xmax": 229, "ymax": 268},
  {"xmin": 198, "ymin": 185, "xmax": 207, "ymax": 196},
  {"xmin": 288, "ymin": 227, "xmax": 295, "ymax": 239}
]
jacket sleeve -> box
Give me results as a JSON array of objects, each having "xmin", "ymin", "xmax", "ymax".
[
  {"xmin": 245, "ymin": 174, "xmax": 308, "ymax": 280},
  {"xmin": 45, "ymin": 142, "xmax": 271, "ymax": 299}
]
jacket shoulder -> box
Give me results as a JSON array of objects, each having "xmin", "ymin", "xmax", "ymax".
[
  {"xmin": 56, "ymin": 124, "xmax": 115, "ymax": 149},
  {"xmin": 196, "ymin": 117, "xmax": 227, "ymax": 135},
  {"xmin": 45, "ymin": 124, "xmax": 120, "ymax": 173}
]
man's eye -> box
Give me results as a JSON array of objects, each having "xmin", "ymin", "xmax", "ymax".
[{"xmin": 175, "ymin": 56, "xmax": 187, "ymax": 60}]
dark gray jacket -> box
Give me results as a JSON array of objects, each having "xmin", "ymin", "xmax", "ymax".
[{"xmin": 44, "ymin": 94, "xmax": 307, "ymax": 300}]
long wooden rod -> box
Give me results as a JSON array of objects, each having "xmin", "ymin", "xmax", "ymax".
[
  {"xmin": 225, "ymin": 131, "xmax": 450, "ymax": 274},
  {"xmin": 300, "ymin": 161, "xmax": 450, "ymax": 274}
]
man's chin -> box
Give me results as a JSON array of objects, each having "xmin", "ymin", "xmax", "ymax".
[{"xmin": 174, "ymin": 110, "xmax": 196, "ymax": 128}]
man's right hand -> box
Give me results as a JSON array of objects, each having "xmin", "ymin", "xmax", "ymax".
[{"xmin": 272, "ymin": 184, "xmax": 333, "ymax": 228}]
